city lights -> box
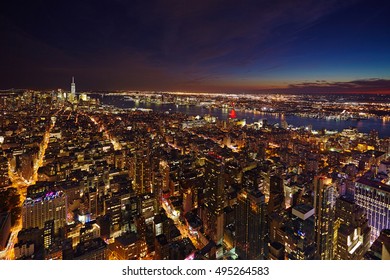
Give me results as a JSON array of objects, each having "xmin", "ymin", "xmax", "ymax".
[{"xmin": 0, "ymin": 1, "xmax": 389, "ymax": 268}]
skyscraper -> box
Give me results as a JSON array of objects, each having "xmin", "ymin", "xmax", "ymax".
[
  {"xmin": 333, "ymin": 196, "xmax": 371, "ymax": 260},
  {"xmin": 22, "ymin": 189, "xmax": 67, "ymax": 234},
  {"xmin": 235, "ymin": 188, "xmax": 266, "ymax": 260},
  {"xmin": 71, "ymin": 76, "xmax": 76, "ymax": 95},
  {"xmin": 284, "ymin": 204, "xmax": 316, "ymax": 260},
  {"xmin": 0, "ymin": 155, "xmax": 10, "ymax": 188},
  {"xmin": 314, "ymin": 176, "xmax": 336, "ymax": 260},
  {"xmin": 133, "ymin": 147, "xmax": 152, "ymax": 195},
  {"xmin": 43, "ymin": 219, "xmax": 54, "ymax": 249},
  {"xmin": 203, "ymin": 152, "xmax": 226, "ymax": 244},
  {"xmin": 268, "ymin": 175, "xmax": 285, "ymax": 214},
  {"xmin": 355, "ymin": 177, "xmax": 390, "ymax": 242}
]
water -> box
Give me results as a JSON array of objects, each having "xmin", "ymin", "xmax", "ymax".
[{"xmin": 95, "ymin": 95, "xmax": 390, "ymax": 138}]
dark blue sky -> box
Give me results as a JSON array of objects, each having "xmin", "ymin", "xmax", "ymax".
[{"xmin": 1, "ymin": 0, "xmax": 390, "ymax": 93}]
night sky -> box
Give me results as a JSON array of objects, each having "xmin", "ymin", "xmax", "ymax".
[{"xmin": 1, "ymin": 0, "xmax": 390, "ymax": 93}]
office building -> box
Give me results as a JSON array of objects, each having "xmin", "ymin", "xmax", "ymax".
[
  {"xmin": 333, "ymin": 196, "xmax": 371, "ymax": 259},
  {"xmin": 268, "ymin": 175, "xmax": 285, "ymax": 213},
  {"xmin": 0, "ymin": 156, "xmax": 10, "ymax": 187},
  {"xmin": 203, "ymin": 152, "xmax": 227, "ymax": 244},
  {"xmin": 235, "ymin": 188, "xmax": 266, "ymax": 260},
  {"xmin": 109, "ymin": 232, "xmax": 147, "ymax": 260},
  {"xmin": 355, "ymin": 178, "xmax": 390, "ymax": 242},
  {"xmin": 314, "ymin": 176, "xmax": 336, "ymax": 259},
  {"xmin": 22, "ymin": 189, "xmax": 67, "ymax": 234},
  {"xmin": 71, "ymin": 77, "xmax": 76, "ymax": 95},
  {"xmin": 364, "ymin": 229, "xmax": 390, "ymax": 260},
  {"xmin": 284, "ymin": 204, "xmax": 316, "ymax": 260},
  {"xmin": 72, "ymin": 238, "xmax": 108, "ymax": 260}
]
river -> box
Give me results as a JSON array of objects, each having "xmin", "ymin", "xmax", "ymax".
[{"xmin": 94, "ymin": 95, "xmax": 390, "ymax": 138}]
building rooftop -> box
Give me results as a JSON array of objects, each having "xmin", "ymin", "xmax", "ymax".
[
  {"xmin": 292, "ymin": 204, "xmax": 315, "ymax": 220},
  {"xmin": 363, "ymin": 150, "xmax": 385, "ymax": 159},
  {"xmin": 23, "ymin": 190, "xmax": 65, "ymax": 206},
  {"xmin": 356, "ymin": 177, "xmax": 390, "ymax": 193},
  {"xmin": 338, "ymin": 224, "xmax": 354, "ymax": 236},
  {"xmin": 115, "ymin": 233, "xmax": 138, "ymax": 246},
  {"xmin": 156, "ymin": 234, "xmax": 168, "ymax": 246},
  {"xmin": 74, "ymin": 237, "xmax": 106, "ymax": 257},
  {"xmin": 270, "ymin": 241, "xmax": 284, "ymax": 251}
]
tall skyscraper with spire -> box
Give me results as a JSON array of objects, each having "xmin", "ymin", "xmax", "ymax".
[{"xmin": 71, "ymin": 76, "xmax": 76, "ymax": 94}]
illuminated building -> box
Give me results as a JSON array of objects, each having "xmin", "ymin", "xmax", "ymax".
[
  {"xmin": 88, "ymin": 188, "xmax": 100, "ymax": 219},
  {"xmin": 22, "ymin": 189, "xmax": 67, "ymax": 234},
  {"xmin": 80, "ymin": 221, "xmax": 101, "ymax": 243},
  {"xmin": 135, "ymin": 194, "xmax": 158, "ymax": 252},
  {"xmin": 43, "ymin": 220, "xmax": 54, "ymax": 249},
  {"xmin": 268, "ymin": 212, "xmax": 285, "ymax": 244},
  {"xmin": 153, "ymin": 212, "xmax": 173, "ymax": 237},
  {"xmin": 19, "ymin": 149, "xmax": 37, "ymax": 181},
  {"xmin": 314, "ymin": 176, "xmax": 336, "ymax": 260},
  {"xmin": 109, "ymin": 232, "xmax": 147, "ymax": 260},
  {"xmin": 284, "ymin": 204, "xmax": 316, "ymax": 260},
  {"xmin": 203, "ymin": 152, "xmax": 227, "ymax": 244},
  {"xmin": 355, "ymin": 177, "xmax": 390, "ymax": 242},
  {"xmin": 242, "ymin": 166, "xmax": 260, "ymax": 191},
  {"xmin": 14, "ymin": 242, "xmax": 35, "ymax": 259},
  {"xmin": 0, "ymin": 155, "xmax": 10, "ymax": 187},
  {"xmin": 179, "ymin": 170, "xmax": 202, "ymax": 212},
  {"xmin": 235, "ymin": 188, "xmax": 266, "ymax": 260},
  {"xmin": 333, "ymin": 196, "xmax": 370, "ymax": 260},
  {"xmin": 0, "ymin": 212, "xmax": 11, "ymax": 250},
  {"xmin": 153, "ymin": 174, "xmax": 163, "ymax": 211},
  {"xmin": 268, "ymin": 241, "xmax": 285, "ymax": 260},
  {"xmin": 105, "ymin": 195, "xmax": 122, "ymax": 235},
  {"xmin": 71, "ymin": 76, "xmax": 76, "ymax": 95},
  {"xmin": 133, "ymin": 147, "xmax": 152, "ymax": 195},
  {"xmin": 159, "ymin": 160, "xmax": 170, "ymax": 193},
  {"xmin": 140, "ymin": 193, "xmax": 157, "ymax": 225},
  {"xmin": 65, "ymin": 222, "xmax": 83, "ymax": 248}
]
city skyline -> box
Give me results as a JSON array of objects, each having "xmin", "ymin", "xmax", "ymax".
[
  {"xmin": 1, "ymin": 0, "xmax": 390, "ymax": 93},
  {"xmin": 0, "ymin": 0, "xmax": 390, "ymax": 262},
  {"xmin": 0, "ymin": 86, "xmax": 389, "ymax": 260}
]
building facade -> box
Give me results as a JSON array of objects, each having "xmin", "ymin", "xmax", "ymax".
[
  {"xmin": 235, "ymin": 188, "xmax": 266, "ymax": 260},
  {"xmin": 355, "ymin": 178, "xmax": 390, "ymax": 242},
  {"xmin": 22, "ymin": 190, "xmax": 67, "ymax": 234}
]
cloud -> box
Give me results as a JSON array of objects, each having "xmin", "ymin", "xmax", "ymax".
[{"xmin": 288, "ymin": 78, "xmax": 390, "ymax": 93}]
